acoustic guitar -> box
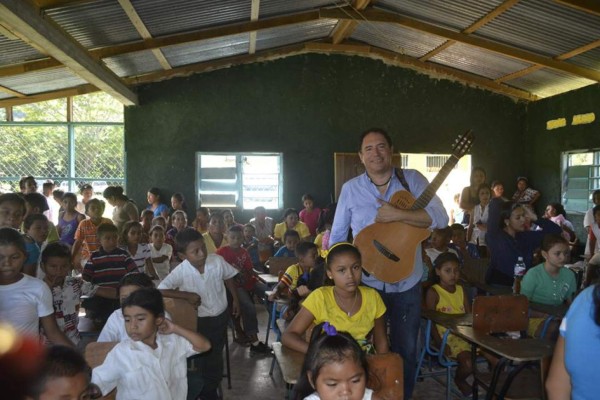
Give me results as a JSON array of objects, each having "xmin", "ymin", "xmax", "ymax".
[{"xmin": 354, "ymin": 130, "xmax": 474, "ymax": 283}]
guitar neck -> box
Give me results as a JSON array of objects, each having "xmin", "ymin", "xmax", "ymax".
[{"xmin": 411, "ymin": 154, "xmax": 460, "ymax": 210}]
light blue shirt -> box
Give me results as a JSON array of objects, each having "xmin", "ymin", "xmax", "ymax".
[{"xmin": 330, "ymin": 169, "xmax": 448, "ymax": 292}]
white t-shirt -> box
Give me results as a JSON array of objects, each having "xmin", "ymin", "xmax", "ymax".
[
  {"xmin": 304, "ymin": 388, "xmax": 373, "ymax": 400},
  {"xmin": 98, "ymin": 308, "xmax": 172, "ymax": 342},
  {"xmin": 0, "ymin": 274, "xmax": 54, "ymax": 337},
  {"xmin": 124, "ymin": 244, "xmax": 152, "ymax": 274},
  {"xmin": 150, "ymin": 243, "xmax": 173, "ymax": 280},
  {"xmin": 93, "ymin": 334, "xmax": 198, "ymax": 400},
  {"xmin": 158, "ymin": 255, "xmax": 238, "ymax": 317}
]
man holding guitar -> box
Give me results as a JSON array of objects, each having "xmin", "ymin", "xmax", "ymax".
[{"xmin": 331, "ymin": 128, "xmax": 449, "ymax": 399}]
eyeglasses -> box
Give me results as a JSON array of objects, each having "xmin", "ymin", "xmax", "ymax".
[{"xmin": 80, "ymin": 383, "xmax": 103, "ymax": 400}]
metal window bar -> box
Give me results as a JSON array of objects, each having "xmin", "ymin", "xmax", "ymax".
[{"xmin": 425, "ymin": 155, "xmax": 452, "ymax": 173}]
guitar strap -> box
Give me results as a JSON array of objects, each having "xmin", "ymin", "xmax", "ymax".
[{"xmin": 394, "ymin": 168, "xmax": 411, "ymax": 194}]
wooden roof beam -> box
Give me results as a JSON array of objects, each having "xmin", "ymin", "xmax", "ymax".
[
  {"xmin": 329, "ymin": 0, "xmax": 372, "ymax": 45},
  {"xmin": 0, "ymin": 83, "xmax": 99, "ymax": 108},
  {"xmin": 248, "ymin": 0, "xmax": 260, "ymax": 55},
  {"xmin": 553, "ymin": 0, "xmax": 600, "ymax": 17},
  {"xmin": 0, "ymin": 0, "xmax": 137, "ymax": 105},
  {"xmin": 321, "ymin": 7, "xmax": 600, "ymax": 82}
]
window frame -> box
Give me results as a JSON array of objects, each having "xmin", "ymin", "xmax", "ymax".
[{"xmin": 561, "ymin": 148, "xmax": 600, "ymax": 213}]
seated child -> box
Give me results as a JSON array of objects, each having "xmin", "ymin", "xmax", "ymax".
[
  {"xmin": 140, "ymin": 209, "xmax": 154, "ymax": 244},
  {"xmin": 424, "ymin": 227, "xmax": 458, "ymax": 281},
  {"xmin": 26, "ymin": 345, "xmax": 98, "ymax": 400},
  {"xmin": 152, "ymin": 216, "xmax": 167, "ymax": 229},
  {"xmin": 294, "ymin": 323, "xmax": 374, "ymax": 400},
  {"xmin": 425, "ymin": 252, "xmax": 473, "ymax": 396},
  {"xmin": 274, "ymin": 229, "xmax": 300, "ymax": 257},
  {"xmin": 269, "ymin": 241, "xmax": 318, "ymax": 301},
  {"xmin": 313, "ymin": 205, "xmax": 335, "ymax": 258},
  {"xmin": 149, "ymin": 225, "xmax": 172, "ymax": 281},
  {"xmin": 0, "ymin": 227, "xmax": 72, "ymax": 347},
  {"xmin": 449, "ymin": 223, "xmax": 480, "ymax": 265},
  {"xmin": 71, "ymin": 199, "xmax": 113, "ymax": 270},
  {"xmin": 120, "ymin": 221, "xmax": 157, "ymax": 278},
  {"xmin": 216, "ymin": 225, "xmax": 269, "ymax": 353},
  {"xmin": 521, "ymin": 233, "xmax": 576, "ymax": 338},
  {"xmin": 241, "ymin": 223, "xmax": 261, "ymax": 270},
  {"xmin": 92, "ymin": 288, "xmax": 211, "ymax": 399},
  {"xmin": 40, "ymin": 242, "xmax": 113, "ymax": 345},
  {"xmin": 22, "ymin": 213, "xmax": 50, "ymax": 277},
  {"xmin": 98, "ymin": 272, "xmax": 162, "ymax": 342},
  {"xmin": 158, "ymin": 228, "xmax": 240, "ymax": 400},
  {"xmin": 82, "ymin": 223, "xmax": 138, "ymax": 325},
  {"xmin": 299, "ymin": 194, "xmax": 322, "ymax": 238}
]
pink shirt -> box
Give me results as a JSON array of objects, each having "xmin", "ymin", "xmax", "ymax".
[{"xmin": 299, "ymin": 208, "xmax": 321, "ymax": 236}]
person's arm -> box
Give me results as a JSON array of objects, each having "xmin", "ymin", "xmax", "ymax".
[
  {"xmin": 375, "ymin": 201, "xmax": 432, "ymax": 228},
  {"xmin": 424, "ymin": 288, "xmax": 443, "ymax": 345},
  {"xmin": 467, "ymin": 211, "xmax": 475, "ymax": 242},
  {"xmin": 94, "ymin": 287, "xmax": 118, "ymax": 299},
  {"xmin": 126, "ymin": 203, "xmax": 139, "ymax": 223},
  {"xmin": 372, "ymin": 316, "xmax": 389, "ymax": 354},
  {"xmin": 160, "ymin": 289, "xmax": 201, "ymax": 307},
  {"xmin": 159, "ymin": 318, "xmax": 211, "ymax": 353},
  {"xmin": 459, "ymin": 186, "xmax": 474, "ymax": 211},
  {"xmin": 224, "ymin": 278, "xmax": 240, "ymax": 317},
  {"xmin": 152, "ymin": 254, "xmax": 168, "ymax": 263},
  {"xmin": 268, "ymin": 282, "xmax": 283, "ymax": 301},
  {"xmin": 71, "ymin": 238, "xmax": 83, "ymax": 264},
  {"xmin": 40, "ymin": 315, "xmax": 74, "ymax": 347},
  {"xmin": 529, "ymin": 190, "xmax": 541, "ymax": 205},
  {"xmin": 546, "ymin": 336, "xmax": 571, "ymax": 400},
  {"xmin": 144, "ymin": 258, "xmax": 158, "ymax": 279},
  {"xmin": 281, "ymin": 306, "xmax": 315, "ymax": 354}
]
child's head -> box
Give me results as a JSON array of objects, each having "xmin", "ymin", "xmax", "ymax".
[
  {"xmin": 491, "ymin": 180, "xmax": 504, "ymax": 198},
  {"xmin": 85, "ymin": 198, "xmax": 105, "ymax": 219},
  {"xmin": 97, "ymin": 223, "xmax": 119, "ymax": 252},
  {"xmin": 0, "ymin": 227, "xmax": 27, "ymax": 284},
  {"xmin": 325, "ymin": 243, "xmax": 362, "ymax": 289},
  {"xmin": 283, "ymin": 208, "xmax": 299, "ymax": 228},
  {"xmin": 500, "ymin": 201, "xmax": 526, "ymax": 232},
  {"xmin": 222, "ymin": 209, "xmax": 234, "ymax": 226},
  {"xmin": 121, "ymin": 221, "xmax": 142, "ymax": 246},
  {"xmin": 296, "ymin": 241, "xmax": 318, "ymax": 268},
  {"xmin": 450, "ymin": 223, "xmax": 467, "ymax": 246},
  {"xmin": 517, "ymin": 176, "xmax": 528, "ymax": 192},
  {"xmin": 208, "ymin": 212, "xmax": 225, "ymax": 235},
  {"xmin": 226, "ymin": 225, "xmax": 244, "ymax": 249},
  {"xmin": 300, "ymin": 323, "xmax": 368, "ymax": 400},
  {"xmin": 254, "ymin": 206, "xmax": 267, "ymax": 221},
  {"xmin": 175, "ymin": 228, "xmax": 206, "ymax": 267},
  {"xmin": 23, "ymin": 193, "xmax": 49, "ymax": 217},
  {"xmin": 149, "ymin": 225, "xmax": 165, "ymax": 247},
  {"xmin": 243, "ymin": 223, "xmax": 256, "ymax": 240},
  {"xmin": 19, "ymin": 176, "xmax": 37, "ymax": 194},
  {"xmin": 171, "ymin": 192, "xmax": 186, "ymax": 211},
  {"xmin": 593, "ymin": 190, "xmax": 600, "ymax": 206},
  {"xmin": 27, "ymin": 345, "xmax": 93, "ymax": 400},
  {"xmin": 152, "ymin": 216, "xmax": 167, "ymax": 228},
  {"xmin": 593, "ymin": 205, "xmax": 600, "ymax": 223},
  {"xmin": 430, "ymin": 227, "xmax": 452, "ymax": 251},
  {"xmin": 61, "ymin": 192, "xmax": 77, "ymax": 212},
  {"xmin": 195, "ymin": 207, "xmax": 210, "ymax": 224},
  {"xmin": 302, "ymin": 194, "xmax": 314, "ymax": 211},
  {"xmin": 80, "ymin": 183, "xmax": 93, "ymax": 201},
  {"xmin": 477, "ymin": 184, "xmax": 491, "ymax": 204},
  {"xmin": 541, "ymin": 233, "xmax": 570, "ymax": 269},
  {"xmin": 171, "ymin": 210, "xmax": 187, "ymax": 231},
  {"xmin": 24, "ymin": 214, "xmax": 50, "ymax": 244},
  {"xmin": 42, "ymin": 181, "xmax": 55, "ymax": 197},
  {"xmin": 433, "ymin": 252, "xmax": 460, "ymax": 287},
  {"xmin": 121, "ymin": 287, "xmax": 164, "ymax": 346},
  {"xmin": 40, "ymin": 242, "xmax": 72, "ymax": 285},
  {"xmin": 470, "ymin": 167, "xmax": 486, "ymax": 186},
  {"xmin": 0, "ymin": 193, "xmax": 26, "ymax": 229},
  {"xmin": 52, "ymin": 190, "xmax": 64, "ymax": 204},
  {"xmin": 118, "ymin": 272, "xmax": 155, "ymax": 304},
  {"xmin": 146, "ymin": 187, "xmax": 162, "ymax": 205},
  {"xmin": 140, "ymin": 209, "xmax": 154, "ymax": 228},
  {"xmin": 283, "ymin": 230, "xmax": 300, "ymax": 251},
  {"xmin": 545, "ymin": 202, "xmax": 566, "ymax": 219}
]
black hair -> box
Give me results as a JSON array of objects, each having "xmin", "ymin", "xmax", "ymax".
[
  {"xmin": 0, "ymin": 193, "xmax": 26, "ymax": 213},
  {"xmin": 149, "ymin": 224, "xmax": 165, "ymax": 235},
  {"xmin": 254, "ymin": 206, "xmax": 266, "ymax": 214},
  {"xmin": 593, "ymin": 190, "xmax": 600, "ymax": 203},
  {"xmin": 175, "ymin": 227, "xmax": 204, "ymax": 253},
  {"xmin": 227, "ymin": 225, "xmax": 243, "ymax": 234},
  {"xmin": 243, "ymin": 223, "xmax": 255, "ymax": 232},
  {"xmin": 325, "ymin": 243, "xmax": 361, "ymax": 270},
  {"xmin": 27, "ymin": 345, "xmax": 90, "ymax": 399},
  {"xmin": 103, "ymin": 186, "xmax": 128, "ymax": 201},
  {"xmin": 432, "ymin": 226, "xmax": 453, "ymax": 242},
  {"xmin": 282, "ymin": 208, "xmax": 299, "ymax": 220},
  {"xmin": 119, "ymin": 272, "xmax": 155, "ymax": 291},
  {"xmin": 79, "ymin": 183, "xmax": 93, "ymax": 193},
  {"xmin": 147, "ymin": 187, "xmax": 162, "ymax": 201},
  {"xmin": 296, "ymin": 241, "xmax": 317, "ymax": 257},
  {"xmin": 317, "ymin": 204, "xmax": 336, "ymax": 233},
  {"xmin": 283, "ymin": 229, "xmax": 300, "ymax": 242},
  {"xmin": 358, "ymin": 127, "xmax": 392, "ymax": 150},
  {"xmin": 0, "ymin": 227, "xmax": 26, "ymax": 254},
  {"xmin": 52, "ymin": 190, "xmax": 64, "ymax": 200},
  {"xmin": 450, "ymin": 223, "xmax": 465, "ymax": 233},
  {"xmin": 432, "ymin": 252, "xmax": 461, "ymax": 284},
  {"xmin": 152, "ymin": 216, "xmax": 167, "ymax": 226},
  {"xmin": 41, "ymin": 241, "xmax": 71, "ymax": 263},
  {"xmin": 120, "ymin": 221, "xmax": 142, "ymax": 245},
  {"xmin": 42, "ymin": 182, "xmax": 54, "ymax": 190},
  {"xmin": 547, "ymin": 202, "xmax": 567, "ymax": 218},
  {"xmin": 490, "ymin": 180, "xmax": 503, "ymax": 189},
  {"xmin": 477, "ymin": 183, "xmax": 491, "ymax": 195},
  {"xmin": 85, "ymin": 198, "xmax": 106, "ymax": 214},
  {"xmin": 171, "ymin": 210, "xmax": 188, "ymax": 222},
  {"xmin": 121, "ymin": 287, "xmax": 164, "ymax": 318},
  {"xmin": 97, "ymin": 223, "xmax": 118, "ymax": 238},
  {"xmin": 19, "ymin": 176, "xmax": 36, "ymax": 190},
  {"xmin": 209, "ymin": 211, "xmax": 224, "ymax": 224},
  {"xmin": 470, "ymin": 167, "xmax": 487, "ymax": 186},
  {"xmin": 593, "ymin": 205, "xmax": 600, "ymax": 216},
  {"xmin": 24, "ymin": 193, "xmax": 49, "ymax": 212},
  {"xmin": 302, "ymin": 194, "xmax": 314, "ymax": 202},
  {"xmin": 196, "ymin": 207, "xmax": 210, "ymax": 217},
  {"xmin": 140, "ymin": 209, "xmax": 154, "ymax": 218},
  {"xmin": 62, "ymin": 192, "xmax": 77, "ymax": 203},
  {"xmin": 24, "ymin": 213, "xmax": 48, "ymax": 231},
  {"xmin": 541, "ymin": 233, "xmax": 569, "ymax": 252},
  {"xmin": 294, "ymin": 323, "xmax": 368, "ymax": 400},
  {"xmin": 499, "ymin": 201, "xmax": 523, "ymax": 230}
]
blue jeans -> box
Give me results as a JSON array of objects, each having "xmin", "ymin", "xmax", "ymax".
[{"xmin": 378, "ymin": 283, "xmax": 421, "ymax": 400}]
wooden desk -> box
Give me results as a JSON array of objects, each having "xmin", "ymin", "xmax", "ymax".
[
  {"xmin": 421, "ymin": 309, "xmax": 472, "ymax": 328},
  {"xmin": 529, "ymin": 302, "xmax": 568, "ymax": 319},
  {"xmin": 258, "ymin": 274, "xmax": 280, "ymax": 286},
  {"xmin": 271, "ymin": 342, "xmax": 304, "ymax": 397}
]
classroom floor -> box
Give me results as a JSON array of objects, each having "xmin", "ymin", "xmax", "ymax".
[{"xmin": 220, "ymin": 304, "xmax": 452, "ymax": 400}]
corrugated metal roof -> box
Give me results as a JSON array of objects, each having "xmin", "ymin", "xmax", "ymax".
[
  {"xmin": 376, "ymin": 0, "xmax": 506, "ymax": 31},
  {"xmin": 0, "ymin": 92, "xmax": 11, "ymax": 100},
  {"xmin": 475, "ymin": 0, "xmax": 600, "ymax": 57},
  {"xmin": 0, "ymin": 68, "xmax": 87, "ymax": 95},
  {"xmin": 260, "ymin": 0, "xmax": 335, "ymax": 18},
  {"xmin": 508, "ymin": 68, "xmax": 595, "ymax": 98},
  {"xmin": 103, "ymin": 50, "xmax": 163, "ymax": 78},
  {"xmin": 429, "ymin": 42, "xmax": 533, "ymax": 80},
  {"xmin": 161, "ymin": 34, "xmax": 250, "ymax": 68},
  {"xmin": 568, "ymin": 47, "xmax": 600, "ymax": 71},
  {"xmin": 0, "ymin": 36, "xmax": 45, "ymax": 67},
  {"xmin": 132, "ymin": 0, "xmax": 250, "ymax": 37},
  {"xmin": 351, "ymin": 21, "xmax": 447, "ymax": 58},
  {"xmin": 256, "ymin": 19, "xmax": 337, "ymax": 52},
  {"xmin": 44, "ymin": 0, "xmax": 141, "ymax": 49}
]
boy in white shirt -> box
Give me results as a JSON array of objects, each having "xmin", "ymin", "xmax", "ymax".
[
  {"xmin": 92, "ymin": 288, "xmax": 211, "ymax": 400},
  {"xmin": 149, "ymin": 225, "xmax": 172, "ymax": 280},
  {"xmin": 158, "ymin": 228, "xmax": 240, "ymax": 400}
]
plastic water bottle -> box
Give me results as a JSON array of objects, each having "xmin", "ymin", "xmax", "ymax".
[{"xmin": 513, "ymin": 257, "xmax": 526, "ymax": 294}]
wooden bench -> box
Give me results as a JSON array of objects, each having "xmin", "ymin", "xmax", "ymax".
[{"xmin": 84, "ymin": 341, "xmax": 118, "ymax": 400}]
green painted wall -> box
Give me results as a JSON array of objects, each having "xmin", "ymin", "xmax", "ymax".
[
  {"xmin": 525, "ymin": 83, "xmax": 600, "ymax": 239},
  {"xmin": 125, "ymin": 54, "xmax": 526, "ymax": 221}
]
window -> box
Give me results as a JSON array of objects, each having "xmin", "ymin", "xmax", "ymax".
[
  {"xmin": 562, "ymin": 149, "xmax": 600, "ymax": 213},
  {"xmin": 426, "ymin": 155, "xmax": 452, "ymax": 172},
  {"xmin": 196, "ymin": 153, "xmax": 282, "ymax": 210}
]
